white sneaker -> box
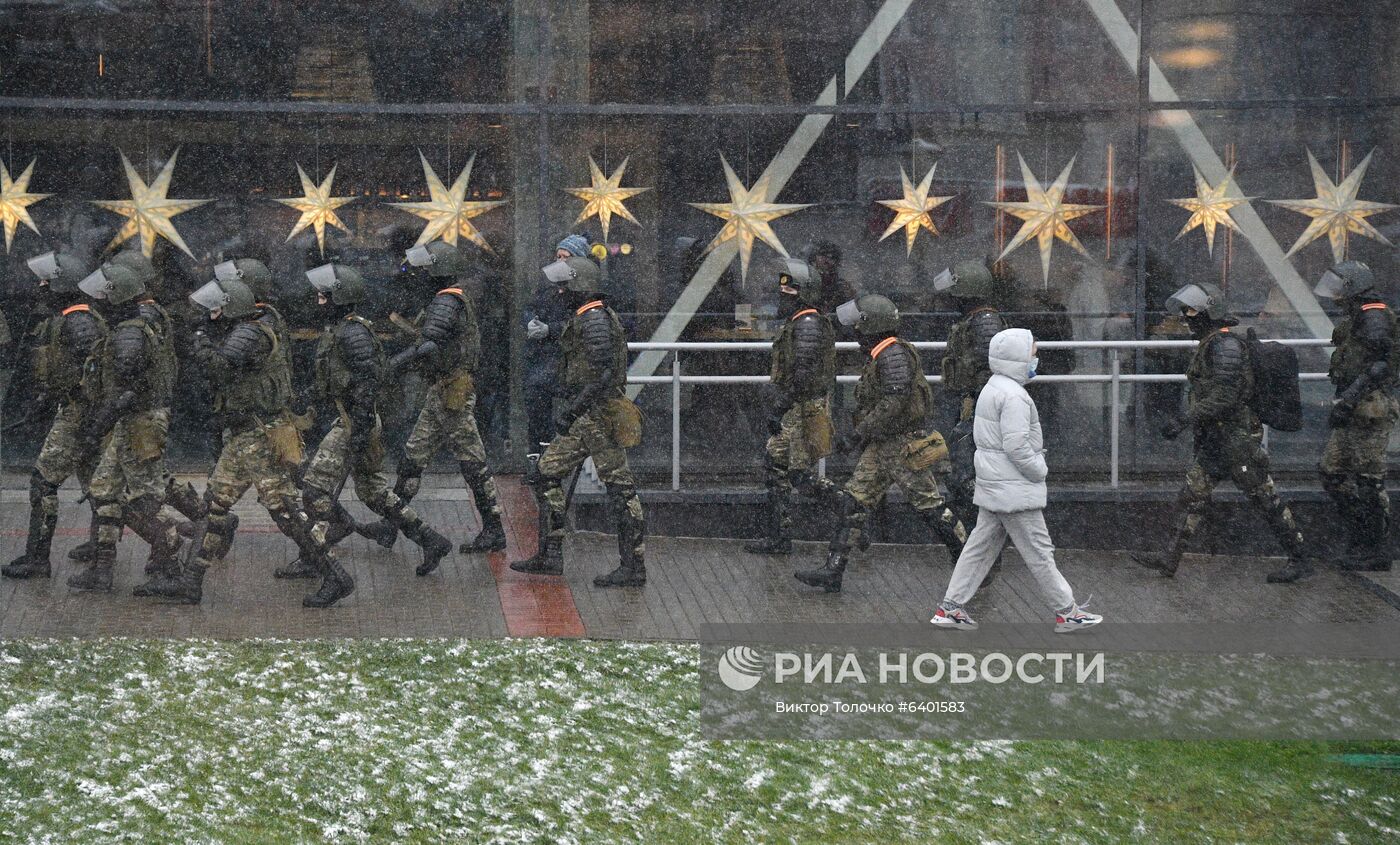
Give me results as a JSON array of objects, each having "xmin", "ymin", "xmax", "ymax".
[
  {"xmin": 1054, "ymin": 598, "xmax": 1102, "ymax": 633},
  {"xmin": 930, "ymin": 601, "xmax": 978, "ymax": 630}
]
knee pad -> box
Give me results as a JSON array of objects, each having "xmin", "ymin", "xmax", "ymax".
[
  {"xmin": 206, "ymin": 509, "xmax": 237, "ymax": 541},
  {"xmin": 28, "ymin": 470, "xmax": 59, "ymax": 507},
  {"xmin": 128, "ymin": 493, "xmax": 163, "ymax": 521}
]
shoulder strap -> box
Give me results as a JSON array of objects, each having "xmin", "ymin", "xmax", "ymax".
[
  {"xmin": 870, "ymin": 337, "xmax": 899, "ymax": 359},
  {"xmin": 436, "ymin": 287, "xmax": 470, "ymax": 306},
  {"xmin": 61, "ymin": 303, "xmax": 90, "ymax": 316}
]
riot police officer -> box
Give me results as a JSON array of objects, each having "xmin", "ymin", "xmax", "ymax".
[
  {"xmin": 69, "ymin": 263, "xmax": 185, "ymax": 592},
  {"xmin": 1, "ymin": 252, "xmax": 106, "ymax": 580},
  {"xmin": 1315, "ymin": 261, "xmax": 1397, "ymax": 572},
  {"xmin": 301, "ymin": 263, "xmax": 454, "ymax": 583},
  {"xmin": 1132, "ymin": 283, "xmax": 1314, "ymax": 583},
  {"xmin": 796, "ymin": 295, "xmax": 966, "ymax": 593},
  {"xmin": 745, "ymin": 257, "xmax": 837, "ymax": 555},
  {"xmin": 510, "ymin": 256, "xmax": 646, "ymax": 588},
  {"xmin": 940, "ymin": 259, "xmax": 1008, "ymax": 521},
  {"xmin": 378, "ymin": 241, "xmax": 506, "ymax": 555}
]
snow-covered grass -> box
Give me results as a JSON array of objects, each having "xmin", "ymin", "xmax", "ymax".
[{"xmin": 0, "ymin": 638, "xmax": 1395, "ymax": 843}]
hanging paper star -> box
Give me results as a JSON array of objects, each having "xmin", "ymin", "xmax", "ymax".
[
  {"xmin": 91, "ymin": 148, "xmax": 210, "ymax": 258},
  {"xmin": 275, "ymin": 163, "xmax": 356, "ymax": 257},
  {"xmin": 688, "ymin": 154, "xmax": 809, "ymax": 281},
  {"xmin": 390, "ymin": 151, "xmax": 508, "ymax": 253},
  {"xmin": 984, "ymin": 153, "xmax": 1103, "ymax": 284},
  {"xmin": 1268, "ymin": 148, "xmax": 1397, "ymax": 262},
  {"xmin": 876, "ymin": 164, "xmax": 953, "ymax": 256},
  {"xmin": 565, "ymin": 155, "xmax": 650, "ymax": 243},
  {"xmin": 0, "ymin": 159, "xmax": 51, "ymax": 254},
  {"xmin": 1167, "ymin": 165, "xmax": 1255, "ymax": 256}
]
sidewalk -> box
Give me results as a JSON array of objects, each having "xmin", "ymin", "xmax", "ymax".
[{"xmin": 1, "ymin": 477, "xmax": 1396, "ymax": 639}]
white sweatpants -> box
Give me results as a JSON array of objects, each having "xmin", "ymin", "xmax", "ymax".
[{"xmin": 944, "ymin": 507, "xmax": 1074, "ymax": 610}]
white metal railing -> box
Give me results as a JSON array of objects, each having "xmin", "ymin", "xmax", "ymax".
[{"xmin": 629, "ymin": 338, "xmax": 1336, "ymax": 491}]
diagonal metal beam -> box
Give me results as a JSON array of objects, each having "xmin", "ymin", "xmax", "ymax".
[
  {"xmin": 626, "ymin": 0, "xmax": 919, "ymax": 397},
  {"xmin": 1081, "ymin": 0, "xmax": 1332, "ymax": 338}
]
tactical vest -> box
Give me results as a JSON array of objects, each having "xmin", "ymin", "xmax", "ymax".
[
  {"xmin": 1329, "ymin": 302, "xmax": 1400, "ymax": 392},
  {"xmin": 770, "ymin": 308, "xmax": 836, "ymax": 401},
  {"xmin": 561, "ymin": 301, "xmax": 627, "ymax": 394},
  {"xmin": 31, "ymin": 304, "xmax": 106, "ymax": 398},
  {"xmin": 1186, "ymin": 327, "xmax": 1255, "ymax": 429},
  {"xmin": 854, "ymin": 338, "xmax": 932, "ymax": 435},
  {"xmin": 941, "ymin": 307, "xmax": 1007, "ymax": 395},
  {"xmin": 215, "ymin": 320, "xmax": 290, "ymax": 417},
  {"xmin": 138, "ymin": 300, "xmax": 178, "ymax": 407},
  {"xmin": 433, "ymin": 287, "xmax": 482, "ymax": 375},
  {"xmin": 92, "ymin": 317, "xmax": 162, "ymax": 412},
  {"xmin": 257, "ymin": 304, "xmax": 295, "ymax": 410},
  {"xmin": 314, "ymin": 314, "xmax": 384, "ymax": 403}
]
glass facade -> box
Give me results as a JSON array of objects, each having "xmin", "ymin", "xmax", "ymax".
[{"xmin": 2, "ymin": 0, "xmax": 1397, "ymax": 481}]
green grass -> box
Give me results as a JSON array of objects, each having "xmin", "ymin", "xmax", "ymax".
[{"xmin": 0, "ymin": 639, "xmax": 1395, "ymax": 843}]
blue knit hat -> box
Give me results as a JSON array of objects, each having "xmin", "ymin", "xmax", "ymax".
[{"xmin": 557, "ymin": 234, "xmax": 590, "ymax": 257}]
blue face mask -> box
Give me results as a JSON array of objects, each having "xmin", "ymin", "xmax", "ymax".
[{"xmin": 1027, "ymin": 355, "xmax": 1039, "ymax": 380}]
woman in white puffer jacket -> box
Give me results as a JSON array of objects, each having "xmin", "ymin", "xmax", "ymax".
[{"xmin": 931, "ymin": 328, "xmax": 1102, "ymax": 633}]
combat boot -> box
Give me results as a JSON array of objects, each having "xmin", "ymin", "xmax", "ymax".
[
  {"xmin": 594, "ymin": 512, "xmax": 646, "ymax": 588},
  {"xmin": 795, "ymin": 549, "xmax": 847, "ymax": 593},
  {"xmin": 3, "ymin": 504, "xmax": 55, "ymax": 579},
  {"xmin": 67, "ymin": 547, "xmax": 115, "ymax": 592},
  {"xmin": 1130, "ymin": 552, "xmax": 1180, "ymax": 578},
  {"xmin": 460, "ymin": 511, "xmax": 507, "ymax": 554},
  {"xmin": 66, "ymin": 540, "xmax": 96, "ymax": 562},
  {"xmin": 274, "ymin": 557, "xmax": 320, "ymax": 579},
  {"xmin": 163, "ymin": 562, "xmax": 207, "ymax": 605},
  {"xmin": 593, "ymin": 550, "xmax": 646, "ymax": 588},
  {"xmin": 132, "ymin": 536, "xmax": 187, "ymax": 597},
  {"xmin": 1267, "ymin": 556, "xmax": 1316, "ymax": 584},
  {"xmin": 744, "ymin": 491, "xmax": 792, "ymax": 555},
  {"xmin": 2, "ymin": 553, "xmax": 49, "ymax": 580},
  {"xmin": 303, "ymin": 553, "xmax": 354, "ymax": 608},
  {"xmin": 510, "ymin": 535, "xmax": 563, "ymax": 576},
  {"xmin": 178, "ymin": 513, "xmax": 235, "ymax": 541},
  {"xmin": 401, "ymin": 518, "xmax": 452, "ymax": 576},
  {"xmin": 356, "ymin": 518, "xmax": 399, "ymax": 549}
]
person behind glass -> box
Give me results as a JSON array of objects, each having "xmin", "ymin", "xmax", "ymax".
[
  {"xmin": 1130, "ymin": 283, "xmax": 1314, "ymax": 584},
  {"xmin": 522, "ymin": 235, "xmax": 588, "ymax": 449},
  {"xmin": 806, "ymin": 241, "xmax": 858, "ymax": 315},
  {"xmin": 931, "ymin": 328, "xmax": 1102, "ymax": 633}
]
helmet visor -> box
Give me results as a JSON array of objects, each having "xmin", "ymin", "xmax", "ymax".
[
  {"xmin": 835, "ymin": 298, "xmax": 862, "ymax": 327},
  {"xmin": 1165, "ymin": 283, "xmax": 1211, "ymax": 316},
  {"xmin": 189, "ymin": 279, "xmax": 230, "ymax": 313},
  {"xmin": 306, "ymin": 263, "xmax": 339, "ymax": 294},
  {"xmin": 542, "ymin": 259, "xmax": 575, "ymax": 285},
  {"xmin": 931, "ymin": 267, "xmax": 956, "ymax": 292},
  {"xmin": 405, "ymin": 244, "xmax": 434, "ymax": 268},
  {"xmin": 26, "ymin": 251, "xmax": 59, "ymax": 281},
  {"xmin": 1313, "ymin": 269, "xmax": 1347, "ymax": 300},
  {"xmin": 78, "ymin": 268, "xmax": 113, "ymax": 300},
  {"xmin": 213, "ymin": 260, "xmax": 241, "ymax": 283}
]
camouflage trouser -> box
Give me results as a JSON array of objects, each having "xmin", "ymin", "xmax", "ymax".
[
  {"xmin": 401, "ymin": 379, "xmax": 500, "ymax": 524},
  {"xmin": 839, "ymin": 433, "xmax": 966, "ymax": 553},
  {"xmin": 88, "ymin": 408, "xmax": 179, "ymax": 556},
  {"xmin": 22, "ymin": 401, "xmax": 102, "ymax": 560},
  {"xmin": 1169, "ymin": 429, "xmax": 1306, "ymax": 563},
  {"xmin": 302, "ymin": 417, "xmax": 419, "ymax": 543},
  {"xmin": 537, "ymin": 406, "xmax": 643, "ymax": 561},
  {"xmin": 198, "ymin": 419, "xmax": 315, "ymax": 566},
  {"xmin": 1319, "ymin": 397, "xmax": 1397, "ymax": 553},
  {"xmin": 762, "ymin": 399, "xmax": 836, "ymax": 535}
]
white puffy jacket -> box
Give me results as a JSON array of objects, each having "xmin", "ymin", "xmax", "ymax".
[{"xmin": 972, "ymin": 328, "xmax": 1048, "ymax": 512}]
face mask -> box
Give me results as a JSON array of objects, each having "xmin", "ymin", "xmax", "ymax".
[{"xmin": 1027, "ymin": 355, "xmax": 1039, "ymax": 380}]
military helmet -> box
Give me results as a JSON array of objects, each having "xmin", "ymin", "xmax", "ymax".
[
  {"xmin": 542, "ymin": 256, "xmax": 601, "ymax": 293},
  {"xmin": 936, "ymin": 259, "xmax": 995, "ymax": 301},
  {"xmin": 107, "ymin": 249, "xmax": 159, "ymax": 290},
  {"xmin": 215, "ymin": 258, "xmax": 274, "ymax": 302},
  {"xmin": 1165, "ymin": 282, "xmax": 1229, "ymax": 320},
  {"xmin": 306, "ymin": 263, "xmax": 367, "ymax": 306},
  {"xmin": 78, "ymin": 263, "xmax": 146, "ymax": 305},
  {"xmin": 836, "ymin": 293, "xmax": 900, "ymax": 336},
  {"xmin": 405, "ymin": 241, "xmax": 468, "ymax": 279},
  {"xmin": 190, "ymin": 277, "xmax": 257, "ymax": 320},
  {"xmin": 772, "ymin": 257, "xmax": 818, "ymax": 306},
  {"xmin": 1314, "ymin": 260, "xmax": 1377, "ymax": 301},
  {"xmin": 26, "ymin": 251, "xmax": 88, "ymax": 295}
]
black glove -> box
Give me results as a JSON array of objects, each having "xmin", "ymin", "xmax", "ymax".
[
  {"xmin": 554, "ymin": 404, "xmax": 580, "ymax": 433},
  {"xmin": 1160, "ymin": 416, "xmax": 1188, "ymax": 441},
  {"xmin": 835, "ymin": 432, "xmax": 864, "ymax": 455},
  {"xmin": 766, "ymin": 413, "xmax": 784, "ymax": 436},
  {"xmin": 1329, "ymin": 400, "xmax": 1355, "ymax": 429}
]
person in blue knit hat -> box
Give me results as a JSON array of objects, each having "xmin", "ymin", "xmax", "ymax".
[{"xmin": 522, "ymin": 235, "xmax": 590, "ymax": 448}]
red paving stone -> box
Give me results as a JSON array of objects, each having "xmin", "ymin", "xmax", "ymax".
[{"xmin": 488, "ymin": 476, "xmax": 586, "ymax": 638}]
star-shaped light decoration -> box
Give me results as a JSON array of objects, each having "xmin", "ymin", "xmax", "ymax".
[
  {"xmin": 91, "ymin": 148, "xmax": 210, "ymax": 258},
  {"xmin": 390, "ymin": 151, "xmax": 508, "ymax": 253},
  {"xmin": 688, "ymin": 154, "xmax": 810, "ymax": 281},
  {"xmin": 876, "ymin": 164, "xmax": 953, "ymax": 256},
  {"xmin": 1268, "ymin": 149, "xmax": 1397, "ymax": 262},
  {"xmin": 984, "ymin": 153, "xmax": 1103, "ymax": 284},
  {"xmin": 1167, "ymin": 165, "xmax": 1255, "ymax": 255},
  {"xmin": 275, "ymin": 163, "xmax": 356, "ymax": 257},
  {"xmin": 0, "ymin": 159, "xmax": 51, "ymax": 253},
  {"xmin": 565, "ymin": 155, "xmax": 650, "ymax": 243}
]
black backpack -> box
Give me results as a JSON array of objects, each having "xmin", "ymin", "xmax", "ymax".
[{"xmin": 1244, "ymin": 327, "xmax": 1303, "ymax": 432}]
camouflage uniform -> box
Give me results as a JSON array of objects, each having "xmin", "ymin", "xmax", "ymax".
[
  {"xmin": 1, "ymin": 302, "xmax": 106, "ymax": 578},
  {"xmin": 1320, "ymin": 298, "xmax": 1400, "ymax": 568},
  {"xmin": 941, "ymin": 305, "xmax": 1007, "ymax": 520},
  {"xmin": 1160, "ymin": 327, "xmax": 1308, "ymax": 573},
  {"xmin": 138, "ymin": 297, "xmax": 205, "ymax": 523}
]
